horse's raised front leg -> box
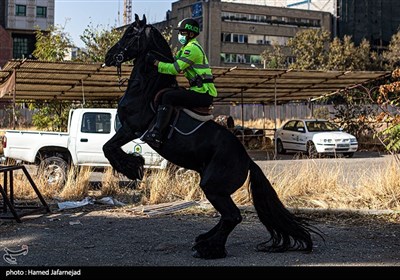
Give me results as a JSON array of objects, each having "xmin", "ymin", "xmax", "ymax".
[
  {"xmin": 103, "ymin": 125, "xmax": 145, "ymax": 181},
  {"xmin": 192, "ymin": 191, "xmax": 242, "ymax": 259}
]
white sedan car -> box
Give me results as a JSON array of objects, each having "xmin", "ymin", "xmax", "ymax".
[{"xmin": 274, "ymin": 119, "xmax": 358, "ymax": 157}]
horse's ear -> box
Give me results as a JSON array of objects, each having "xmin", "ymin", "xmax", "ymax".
[
  {"xmin": 142, "ymin": 14, "xmax": 147, "ymax": 24},
  {"xmin": 135, "ymin": 14, "xmax": 140, "ymax": 23}
]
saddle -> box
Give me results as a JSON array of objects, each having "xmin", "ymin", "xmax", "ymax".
[
  {"xmin": 154, "ymin": 87, "xmax": 213, "ymax": 121},
  {"xmin": 153, "ymin": 87, "xmax": 214, "ymax": 139}
]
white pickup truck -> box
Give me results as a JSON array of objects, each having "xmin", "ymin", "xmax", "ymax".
[{"xmin": 2, "ymin": 108, "xmax": 168, "ymax": 186}]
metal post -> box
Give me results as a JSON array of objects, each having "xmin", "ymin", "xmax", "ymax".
[
  {"xmin": 274, "ymin": 77, "xmax": 278, "ymax": 159},
  {"xmin": 262, "ymin": 102, "xmax": 266, "ymax": 148},
  {"xmin": 12, "ymin": 70, "xmax": 16, "ymax": 130},
  {"xmin": 241, "ymin": 89, "xmax": 245, "ymax": 145}
]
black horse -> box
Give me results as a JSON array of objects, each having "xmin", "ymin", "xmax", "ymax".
[{"xmin": 103, "ymin": 14, "xmax": 323, "ymax": 259}]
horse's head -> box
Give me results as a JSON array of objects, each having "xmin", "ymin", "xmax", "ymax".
[{"xmin": 105, "ymin": 14, "xmax": 150, "ymax": 66}]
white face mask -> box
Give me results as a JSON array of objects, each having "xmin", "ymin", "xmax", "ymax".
[{"xmin": 178, "ymin": 34, "xmax": 187, "ymax": 45}]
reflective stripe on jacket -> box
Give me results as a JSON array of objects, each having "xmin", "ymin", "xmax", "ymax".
[{"xmin": 157, "ymin": 39, "xmax": 217, "ymax": 97}]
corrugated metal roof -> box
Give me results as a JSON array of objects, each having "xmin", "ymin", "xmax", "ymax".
[{"xmin": 0, "ymin": 59, "xmax": 391, "ymax": 104}]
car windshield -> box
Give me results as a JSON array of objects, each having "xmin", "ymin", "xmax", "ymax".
[{"xmin": 306, "ymin": 121, "xmax": 340, "ymax": 132}]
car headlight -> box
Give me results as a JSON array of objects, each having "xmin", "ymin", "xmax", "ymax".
[
  {"xmin": 322, "ymin": 139, "xmax": 333, "ymax": 143},
  {"xmin": 350, "ymin": 138, "xmax": 358, "ymax": 143}
]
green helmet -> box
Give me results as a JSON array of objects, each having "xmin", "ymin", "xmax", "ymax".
[{"xmin": 175, "ymin": 18, "xmax": 200, "ymax": 35}]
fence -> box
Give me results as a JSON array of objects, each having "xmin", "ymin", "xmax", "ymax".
[
  {"xmin": 229, "ymin": 103, "xmax": 398, "ymax": 123},
  {"xmin": 0, "ymin": 107, "xmax": 34, "ymax": 128}
]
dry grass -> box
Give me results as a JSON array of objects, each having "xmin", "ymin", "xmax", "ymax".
[
  {"xmin": 58, "ymin": 166, "xmax": 91, "ymax": 200},
  {"xmin": 98, "ymin": 167, "xmax": 138, "ymax": 205},
  {"xmin": 268, "ymin": 158, "xmax": 400, "ymax": 211},
  {"xmin": 233, "ymin": 118, "xmax": 283, "ymax": 130},
  {"xmin": 137, "ymin": 166, "xmax": 205, "ymax": 205},
  {"xmin": 2, "ymin": 156, "xmax": 400, "ymax": 212}
]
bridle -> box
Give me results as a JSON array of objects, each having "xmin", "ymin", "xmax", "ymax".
[
  {"xmin": 113, "ymin": 25, "xmax": 174, "ymax": 88},
  {"xmin": 113, "ymin": 25, "xmax": 144, "ymax": 87}
]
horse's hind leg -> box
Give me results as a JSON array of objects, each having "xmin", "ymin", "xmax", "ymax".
[{"xmin": 192, "ymin": 192, "xmax": 242, "ymax": 259}]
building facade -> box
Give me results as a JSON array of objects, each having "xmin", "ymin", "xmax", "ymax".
[
  {"xmin": 0, "ymin": 0, "xmax": 55, "ymax": 67},
  {"xmin": 155, "ymin": 0, "xmax": 331, "ymax": 67},
  {"xmin": 336, "ymin": 0, "xmax": 400, "ymax": 51},
  {"xmin": 253, "ymin": 0, "xmax": 400, "ymax": 51}
]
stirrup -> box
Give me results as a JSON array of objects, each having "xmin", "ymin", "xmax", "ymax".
[{"xmin": 143, "ymin": 130, "xmax": 162, "ymax": 148}]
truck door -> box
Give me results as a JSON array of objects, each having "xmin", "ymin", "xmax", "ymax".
[{"xmin": 75, "ymin": 112, "xmax": 112, "ymax": 165}]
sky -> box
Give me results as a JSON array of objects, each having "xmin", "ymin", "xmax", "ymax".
[{"xmin": 55, "ymin": 0, "xmax": 175, "ymax": 48}]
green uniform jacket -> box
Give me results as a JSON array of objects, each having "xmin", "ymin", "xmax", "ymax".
[{"xmin": 157, "ymin": 39, "xmax": 217, "ymax": 97}]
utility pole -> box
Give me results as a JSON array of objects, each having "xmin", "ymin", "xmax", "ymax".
[{"xmin": 123, "ymin": 0, "xmax": 132, "ymax": 25}]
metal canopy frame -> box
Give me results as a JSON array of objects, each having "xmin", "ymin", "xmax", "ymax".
[{"xmin": 0, "ymin": 59, "xmax": 391, "ymax": 104}]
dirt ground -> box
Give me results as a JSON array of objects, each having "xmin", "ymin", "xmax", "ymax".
[{"xmin": 1, "ymin": 200, "xmax": 400, "ymax": 276}]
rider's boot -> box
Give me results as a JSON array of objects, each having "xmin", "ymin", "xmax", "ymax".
[{"xmin": 143, "ymin": 105, "xmax": 173, "ymax": 148}]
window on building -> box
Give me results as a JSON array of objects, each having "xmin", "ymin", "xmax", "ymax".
[
  {"xmin": 221, "ymin": 53, "xmax": 259, "ymax": 64},
  {"xmin": 237, "ymin": 54, "xmax": 246, "ymax": 63},
  {"xmin": 238, "ymin": 34, "xmax": 247, "ymax": 43},
  {"xmin": 16, "ymin": 5, "xmax": 26, "ymax": 16},
  {"xmin": 37, "ymin": 6, "xmax": 47, "ymax": 18},
  {"xmin": 13, "ymin": 37, "xmax": 29, "ymax": 59},
  {"xmin": 250, "ymin": 55, "xmax": 262, "ymax": 64},
  {"xmin": 221, "ymin": 33, "xmax": 248, "ymax": 43},
  {"xmin": 221, "ymin": 11, "xmax": 321, "ymax": 28},
  {"xmin": 221, "ymin": 33, "xmax": 232, "ymax": 42},
  {"xmin": 220, "ymin": 53, "xmax": 226, "ymax": 64},
  {"xmin": 13, "ymin": 34, "xmax": 35, "ymax": 59}
]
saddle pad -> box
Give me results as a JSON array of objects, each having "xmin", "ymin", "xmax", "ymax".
[
  {"xmin": 182, "ymin": 108, "xmax": 214, "ymax": 122},
  {"xmin": 170, "ymin": 109, "xmax": 212, "ymax": 137}
]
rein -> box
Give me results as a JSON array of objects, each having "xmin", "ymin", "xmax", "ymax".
[{"xmin": 116, "ymin": 63, "xmax": 128, "ymax": 90}]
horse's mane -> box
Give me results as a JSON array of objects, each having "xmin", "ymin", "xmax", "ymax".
[
  {"xmin": 145, "ymin": 25, "xmax": 174, "ymax": 63},
  {"xmin": 138, "ymin": 24, "xmax": 177, "ymax": 99}
]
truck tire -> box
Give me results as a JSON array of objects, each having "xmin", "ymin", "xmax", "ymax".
[{"xmin": 38, "ymin": 156, "xmax": 68, "ymax": 190}]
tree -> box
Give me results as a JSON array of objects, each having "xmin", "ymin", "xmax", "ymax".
[
  {"xmin": 28, "ymin": 101, "xmax": 72, "ymax": 131},
  {"xmin": 77, "ymin": 22, "xmax": 123, "ymax": 62},
  {"xmin": 29, "ymin": 25, "xmax": 73, "ymax": 130},
  {"xmin": 375, "ymin": 68, "xmax": 400, "ymax": 156},
  {"xmin": 260, "ymin": 42, "xmax": 286, "ymax": 69},
  {"xmin": 382, "ymin": 30, "xmax": 400, "ymax": 70},
  {"xmin": 287, "ymin": 29, "xmax": 331, "ymax": 70},
  {"xmin": 32, "ymin": 25, "xmax": 72, "ymax": 61},
  {"xmin": 325, "ymin": 36, "xmax": 372, "ymax": 71},
  {"xmin": 354, "ymin": 39, "xmax": 374, "ymax": 71},
  {"xmin": 160, "ymin": 25, "xmax": 177, "ymax": 55}
]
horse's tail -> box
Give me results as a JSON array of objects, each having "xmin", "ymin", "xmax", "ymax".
[{"xmin": 249, "ymin": 161, "xmax": 323, "ymax": 252}]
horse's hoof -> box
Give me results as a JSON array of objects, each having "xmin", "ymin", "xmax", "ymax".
[
  {"xmin": 194, "ymin": 233, "xmax": 207, "ymax": 244},
  {"xmin": 191, "ymin": 243, "xmax": 227, "ymax": 259}
]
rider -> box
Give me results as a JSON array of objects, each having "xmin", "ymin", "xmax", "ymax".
[{"xmin": 143, "ymin": 17, "xmax": 217, "ymax": 148}]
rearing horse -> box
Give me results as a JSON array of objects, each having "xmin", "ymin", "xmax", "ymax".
[{"xmin": 104, "ymin": 14, "xmax": 323, "ymax": 259}]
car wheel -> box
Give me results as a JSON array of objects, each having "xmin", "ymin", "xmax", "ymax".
[
  {"xmin": 276, "ymin": 139, "xmax": 286, "ymax": 154},
  {"xmin": 38, "ymin": 156, "xmax": 68, "ymax": 191},
  {"xmin": 307, "ymin": 142, "xmax": 318, "ymax": 158},
  {"xmin": 343, "ymin": 152, "xmax": 354, "ymax": 158}
]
